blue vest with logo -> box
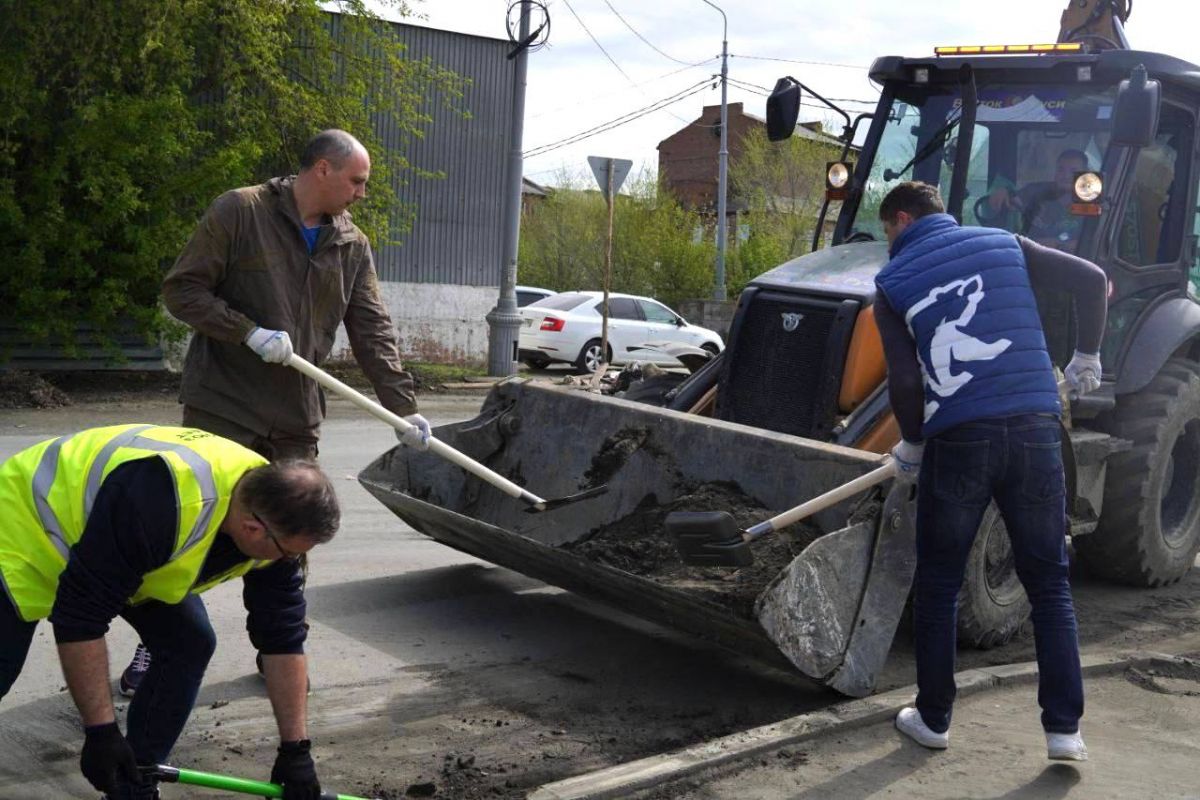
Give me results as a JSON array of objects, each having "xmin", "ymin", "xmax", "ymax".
[{"xmin": 874, "ymin": 213, "xmax": 1060, "ymax": 438}]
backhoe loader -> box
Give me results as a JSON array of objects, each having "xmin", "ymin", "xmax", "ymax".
[{"xmin": 360, "ymin": 0, "xmax": 1200, "ymax": 696}]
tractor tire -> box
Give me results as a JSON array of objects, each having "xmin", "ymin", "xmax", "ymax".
[
  {"xmin": 1075, "ymin": 358, "xmax": 1200, "ymax": 586},
  {"xmin": 957, "ymin": 502, "xmax": 1030, "ymax": 649},
  {"xmin": 574, "ymin": 339, "xmax": 610, "ymax": 375}
]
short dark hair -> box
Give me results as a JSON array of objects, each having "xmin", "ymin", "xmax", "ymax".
[
  {"xmin": 879, "ymin": 181, "xmax": 945, "ymax": 223},
  {"xmin": 239, "ymin": 460, "xmax": 340, "ymax": 545},
  {"xmin": 299, "ymin": 129, "xmax": 362, "ymax": 171}
]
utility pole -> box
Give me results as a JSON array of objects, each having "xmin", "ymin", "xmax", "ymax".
[
  {"xmin": 701, "ymin": 0, "xmax": 729, "ymax": 301},
  {"xmin": 485, "ymin": 0, "xmax": 531, "ymax": 376}
]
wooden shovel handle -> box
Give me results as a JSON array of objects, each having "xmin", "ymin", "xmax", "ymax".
[{"xmin": 745, "ymin": 461, "xmax": 898, "ymax": 540}]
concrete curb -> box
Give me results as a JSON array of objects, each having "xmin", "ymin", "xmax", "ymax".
[{"xmin": 527, "ymin": 651, "xmax": 1193, "ymax": 800}]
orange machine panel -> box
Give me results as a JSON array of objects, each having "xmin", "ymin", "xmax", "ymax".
[
  {"xmin": 857, "ymin": 411, "xmax": 901, "ymax": 454},
  {"xmin": 839, "ymin": 305, "xmax": 887, "ymax": 413}
]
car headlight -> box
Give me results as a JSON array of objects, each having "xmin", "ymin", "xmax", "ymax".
[{"xmin": 1073, "ymin": 171, "xmax": 1103, "ymax": 203}]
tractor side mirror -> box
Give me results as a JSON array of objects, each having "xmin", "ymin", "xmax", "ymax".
[
  {"xmin": 1111, "ymin": 64, "xmax": 1161, "ymax": 148},
  {"xmin": 767, "ymin": 78, "xmax": 801, "ymax": 142}
]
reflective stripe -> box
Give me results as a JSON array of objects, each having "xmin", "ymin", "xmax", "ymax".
[
  {"xmin": 83, "ymin": 425, "xmax": 154, "ymax": 516},
  {"xmin": 31, "ymin": 435, "xmax": 73, "ymax": 562},
  {"xmin": 127, "ymin": 435, "xmax": 219, "ymax": 560}
]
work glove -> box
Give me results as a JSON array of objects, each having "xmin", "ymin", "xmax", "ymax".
[
  {"xmin": 396, "ymin": 413, "xmax": 431, "ymax": 451},
  {"xmin": 1064, "ymin": 350, "xmax": 1102, "ymax": 397},
  {"xmin": 244, "ymin": 327, "xmax": 294, "ymax": 364},
  {"xmin": 890, "ymin": 440, "xmax": 925, "ymax": 486},
  {"xmin": 80, "ymin": 722, "xmax": 140, "ymax": 796},
  {"xmin": 270, "ymin": 739, "xmax": 321, "ymax": 800}
]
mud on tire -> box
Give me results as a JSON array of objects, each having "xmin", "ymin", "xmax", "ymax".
[
  {"xmin": 957, "ymin": 503, "xmax": 1030, "ymax": 649},
  {"xmin": 1076, "ymin": 358, "xmax": 1200, "ymax": 586}
]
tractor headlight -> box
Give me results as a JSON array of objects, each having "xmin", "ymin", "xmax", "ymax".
[
  {"xmin": 827, "ymin": 161, "xmax": 851, "ymax": 190},
  {"xmin": 1073, "ymin": 171, "xmax": 1103, "ymax": 203}
]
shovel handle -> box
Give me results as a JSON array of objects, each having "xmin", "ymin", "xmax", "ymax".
[
  {"xmin": 284, "ymin": 354, "xmax": 546, "ymax": 506},
  {"xmin": 150, "ymin": 764, "xmax": 377, "ymax": 799},
  {"xmin": 745, "ymin": 461, "xmax": 897, "ymax": 541}
]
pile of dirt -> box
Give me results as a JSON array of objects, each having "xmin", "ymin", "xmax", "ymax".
[
  {"xmin": 0, "ymin": 371, "xmax": 71, "ymax": 409},
  {"xmin": 564, "ymin": 482, "xmax": 822, "ymax": 618}
]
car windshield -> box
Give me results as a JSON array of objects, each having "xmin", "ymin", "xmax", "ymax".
[
  {"xmin": 530, "ymin": 293, "xmax": 590, "ymax": 311},
  {"xmin": 854, "ymin": 80, "xmax": 1117, "ymax": 253}
]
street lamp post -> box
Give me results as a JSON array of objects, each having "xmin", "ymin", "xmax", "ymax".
[{"xmin": 700, "ymin": 0, "xmax": 728, "ymax": 302}]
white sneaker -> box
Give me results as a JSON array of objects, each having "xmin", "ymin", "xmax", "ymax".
[
  {"xmin": 895, "ymin": 707, "xmax": 949, "ymax": 749},
  {"xmin": 1046, "ymin": 731, "xmax": 1088, "ymax": 761}
]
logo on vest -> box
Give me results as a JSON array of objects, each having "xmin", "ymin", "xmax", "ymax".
[
  {"xmin": 904, "ymin": 274, "xmax": 1012, "ymax": 420},
  {"xmin": 781, "ymin": 312, "xmax": 804, "ymax": 332}
]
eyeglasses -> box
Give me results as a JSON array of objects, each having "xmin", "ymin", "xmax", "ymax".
[{"xmin": 253, "ymin": 513, "xmax": 302, "ymax": 562}]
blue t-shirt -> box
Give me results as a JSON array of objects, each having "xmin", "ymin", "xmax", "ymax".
[{"xmin": 302, "ymin": 224, "xmax": 321, "ymax": 254}]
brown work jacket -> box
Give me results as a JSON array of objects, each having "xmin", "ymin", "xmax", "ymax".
[{"xmin": 162, "ymin": 176, "xmax": 417, "ymax": 439}]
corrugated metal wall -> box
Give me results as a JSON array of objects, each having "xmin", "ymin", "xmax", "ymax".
[{"xmin": 374, "ymin": 24, "xmax": 512, "ymax": 287}]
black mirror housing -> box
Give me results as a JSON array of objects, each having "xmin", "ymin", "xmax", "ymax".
[
  {"xmin": 1111, "ymin": 65, "xmax": 1161, "ymax": 148},
  {"xmin": 767, "ymin": 78, "xmax": 801, "ymax": 142}
]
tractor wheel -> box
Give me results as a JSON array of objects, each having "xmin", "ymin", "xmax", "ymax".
[
  {"xmin": 957, "ymin": 503, "xmax": 1030, "ymax": 649},
  {"xmin": 1075, "ymin": 358, "xmax": 1200, "ymax": 586}
]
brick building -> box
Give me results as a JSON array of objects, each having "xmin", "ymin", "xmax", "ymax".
[{"xmin": 657, "ymin": 102, "xmax": 844, "ymax": 214}]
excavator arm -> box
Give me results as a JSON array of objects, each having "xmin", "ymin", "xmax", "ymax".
[{"xmin": 1058, "ymin": 0, "xmax": 1132, "ymax": 50}]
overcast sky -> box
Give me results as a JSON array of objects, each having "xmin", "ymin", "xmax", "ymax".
[{"xmin": 396, "ymin": 1, "xmax": 1192, "ymax": 188}]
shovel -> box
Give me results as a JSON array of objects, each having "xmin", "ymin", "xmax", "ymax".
[
  {"xmin": 143, "ymin": 764, "xmax": 377, "ymax": 799},
  {"xmin": 667, "ymin": 460, "xmax": 897, "ymax": 566},
  {"xmin": 284, "ymin": 354, "xmax": 606, "ymax": 513}
]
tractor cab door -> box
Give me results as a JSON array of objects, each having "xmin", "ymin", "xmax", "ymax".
[{"xmin": 1100, "ymin": 97, "xmax": 1198, "ymax": 376}]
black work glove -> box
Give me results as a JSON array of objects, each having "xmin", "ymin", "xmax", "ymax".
[
  {"xmin": 270, "ymin": 739, "xmax": 320, "ymax": 800},
  {"xmin": 80, "ymin": 722, "xmax": 140, "ymax": 795}
]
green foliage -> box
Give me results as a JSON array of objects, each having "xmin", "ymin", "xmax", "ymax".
[
  {"xmin": 0, "ymin": 0, "xmax": 462, "ymax": 357},
  {"xmin": 518, "ymin": 169, "xmax": 715, "ymax": 309},
  {"xmin": 725, "ymin": 126, "xmax": 841, "ymax": 295}
]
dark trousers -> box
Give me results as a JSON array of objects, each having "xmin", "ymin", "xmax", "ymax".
[
  {"xmin": 0, "ymin": 591, "xmax": 216, "ymax": 765},
  {"xmin": 182, "ymin": 405, "xmax": 318, "ymax": 461},
  {"xmin": 914, "ymin": 414, "xmax": 1084, "ymax": 735}
]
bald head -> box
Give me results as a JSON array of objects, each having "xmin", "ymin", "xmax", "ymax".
[{"xmin": 300, "ymin": 129, "xmax": 366, "ymax": 171}]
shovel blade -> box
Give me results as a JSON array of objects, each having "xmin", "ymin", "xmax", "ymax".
[
  {"xmin": 666, "ymin": 510, "xmax": 754, "ymax": 567},
  {"xmin": 524, "ymin": 484, "xmax": 610, "ymax": 513}
]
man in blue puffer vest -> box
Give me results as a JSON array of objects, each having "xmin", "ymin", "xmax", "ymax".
[{"xmin": 872, "ymin": 181, "xmax": 1108, "ymax": 762}]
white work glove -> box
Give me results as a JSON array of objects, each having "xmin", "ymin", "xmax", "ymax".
[
  {"xmin": 890, "ymin": 440, "xmax": 925, "ymax": 485},
  {"xmin": 1064, "ymin": 350, "xmax": 1102, "ymax": 397},
  {"xmin": 396, "ymin": 413, "xmax": 431, "ymax": 451},
  {"xmin": 244, "ymin": 327, "xmax": 294, "ymax": 364}
]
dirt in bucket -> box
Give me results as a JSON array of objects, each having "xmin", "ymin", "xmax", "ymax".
[{"xmin": 562, "ymin": 482, "xmax": 822, "ymax": 619}]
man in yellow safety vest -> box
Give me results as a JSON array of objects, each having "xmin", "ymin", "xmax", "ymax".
[{"xmin": 0, "ymin": 424, "xmax": 340, "ymax": 800}]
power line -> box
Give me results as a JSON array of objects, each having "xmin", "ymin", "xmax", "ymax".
[
  {"xmin": 524, "ymin": 80, "xmax": 712, "ymax": 158},
  {"xmin": 561, "ymin": 0, "xmax": 636, "ymax": 83},
  {"xmin": 728, "ymin": 53, "xmax": 867, "ymax": 70},
  {"xmin": 726, "ymin": 76, "xmax": 878, "ymax": 106},
  {"xmin": 602, "ymin": 0, "xmax": 710, "ymax": 67},
  {"xmin": 528, "ymin": 57, "xmax": 717, "ymax": 120}
]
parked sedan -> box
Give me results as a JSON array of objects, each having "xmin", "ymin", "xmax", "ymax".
[
  {"xmin": 518, "ymin": 291, "xmax": 724, "ymax": 373},
  {"xmin": 516, "ymin": 285, "xmax": 557, "ymax": 307}
]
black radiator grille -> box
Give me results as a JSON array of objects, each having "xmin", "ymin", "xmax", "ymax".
[{"xmin": 717, "ymin": 291, "xmax": 854, "ymax": 439}]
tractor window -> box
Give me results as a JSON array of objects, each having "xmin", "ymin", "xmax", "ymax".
[
  {"xmin": 1116, "ymin": 104, "xmax": 1193, "ymax": 269},
  {"xmin": 1193, "ymin": 184, "xmax": 1200, "ymax": 295},
  {"xmin": 855, "ymin": 81, "xmax": 1116, "ymax": 249}
]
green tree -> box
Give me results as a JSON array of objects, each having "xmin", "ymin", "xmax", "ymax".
[
  {"xmin": 518, "ymin": 169, "xmax": 715, "ymax": 309},
  {"xmin": 0, "ymin": 0, "xmax": 462, "ymax": 357},
  {"xmin": 727, "ymin": 126, "xmax": 840, "ymax": 294}
]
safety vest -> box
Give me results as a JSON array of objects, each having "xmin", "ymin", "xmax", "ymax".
[
  {"xmin": 0, "ymin": 424, "xmax": 270, "ymax": 622},
  {"xmin": 874, "ymin": 214, "xmax": 1060, "ymax": 438}
]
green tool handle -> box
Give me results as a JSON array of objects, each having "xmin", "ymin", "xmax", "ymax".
[{"xmin": 151, "ymin": 764, "xmax": 379, "ymax": 800}]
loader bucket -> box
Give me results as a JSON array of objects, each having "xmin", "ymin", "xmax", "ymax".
[{"xmin": 358, "ymin": 379, "xmax": 916, "ymax": 696}]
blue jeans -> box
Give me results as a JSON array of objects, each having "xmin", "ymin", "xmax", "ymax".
[
  {"xmin": 914, "ymin": 414, "xmax": 1083, "ymax": 735},
  {"xmin": 0, "ymin": 591, "xmax": 216, "ymax": 765}
]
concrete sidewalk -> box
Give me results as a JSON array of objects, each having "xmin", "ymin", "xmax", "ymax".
[{"xmin": 532, "ymin": 653, "xmax": 1200, "ymax": 800}]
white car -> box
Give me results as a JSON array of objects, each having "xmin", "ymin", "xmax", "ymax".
[{"xmin": 518, "ymin": 291, "xmax": 724, "ymax": 373}]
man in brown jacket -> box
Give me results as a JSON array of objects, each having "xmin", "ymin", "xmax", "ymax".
[{"xmin": 117, "ymin": 130, "xmax": 430, "ymax": 700}]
